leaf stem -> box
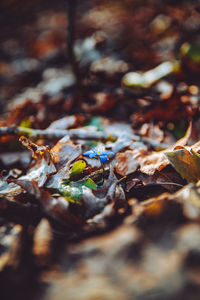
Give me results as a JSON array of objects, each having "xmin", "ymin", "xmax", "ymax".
[{"xmin": 156, "ymin": 181, "xmax": 183, "ymax": 187}]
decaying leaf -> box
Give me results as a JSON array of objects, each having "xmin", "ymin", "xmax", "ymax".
[
  {"xmin": 50, "ymin": 135, "xmax": 82, "ymax": 168},
  {"xmin": 46, "ymin": 136, "xmax": 82, "ymax": 188},
  {"xmin": 18, "ymin": 135, "xmax": 82, "ymax": 189},
  {"xmin": 115, "ymin": 149, "xmax": 147, "ymax": 176},
  {"xmin": 0, "ymin": 170, "xmax": 23, "ymax": 197},
  {"xmin": 19, "ymin": 136, "xmax": 56, "ymax": 187},
  {"xmin": 165, "ymin": 145, "xmax": 200, "ymax": 183},
  {"xmin": 1, "ymin": 3, "xmax": 200, "ymax": 300},
  {"xmin": 14, "ymin": 179, "xmax": 82, "ymax": 227},
  {"xmin": 115, "ymin": 123, "xmax": 193, "ymax": 177}
]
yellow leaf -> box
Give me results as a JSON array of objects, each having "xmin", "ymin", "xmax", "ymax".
[
  {"xmin": 69, "ymin": 160, "xmax": 86, "ymax": 179},
  {"xmin": 165, "ymin": 146, "xmax": 200, "ymax": 183}
]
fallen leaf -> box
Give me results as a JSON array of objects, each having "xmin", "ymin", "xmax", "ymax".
[
  {"xmin": 115, "ymin": 123, "xmax": 193, "ymax": 177},
  {"xmin": 165, "ymin": 146, "xmax": 200, "ymax": 183},
  {"xmin": 14, "ymin": 179, "xmax": 82, "ymax": 227},
  {"xmin": 50, "ymin": 135, "xmax": 82, "ymax": 168},
  {"xmin": 115, "ymin": 149, "xmax": 147, "ymax": 176},
  {"xmin": 82, "ymin": 178, "xmax": 98, "ymax": 190},
  {"xmin": 19, "ymin": 136, "xmax": 57, "ymax": 187},
  {"xmin": 69, "ymin": 160, "xmax": 86, "ymax": 179},
  {"xmin": 59, "ymin": 182, "xmax": 83, "ymax": 204},
  {"xmin": 45, "ymin": 135, "xmax": 81, "ymax": 188}
]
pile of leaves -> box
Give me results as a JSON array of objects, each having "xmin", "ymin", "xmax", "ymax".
[{"xmin": 0, "ymin": 1, "xmax": 200, "ymax": 300}]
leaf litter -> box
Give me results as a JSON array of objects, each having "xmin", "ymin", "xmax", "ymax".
[{"xmin": 0, "ymin": 1, "xmax": 200, "ymax": 300}]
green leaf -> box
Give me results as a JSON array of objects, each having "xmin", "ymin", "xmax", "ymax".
[
  {"xmin": 59, "ymin": 183, "xmax": 83, "ymax": 204},
  {"xmin": 19, "ymin": 119, "xmax": 31, "ymax": 128},
  {"xmin": 169, "ymin": 121, "xmax": 187, "ymax": 140},
  {"xmin": 87, "ymin": 117, "xmax": 103, "ymax": 131},
  {"xmin": 82, "ymin": 178, "xmax": 98, "ymax": 190},
  {"xmin": 181, "ymin": 43, "xmax": 200, "ymax": 63},
  {"xmin": 69, "ymin": 160, "xmax": 86, "ymax": 179},
  {"xmin": 165, "ymin": 146, "xmax": 200, "ymax": 183}
]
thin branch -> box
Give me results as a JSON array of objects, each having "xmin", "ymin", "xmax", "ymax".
[
  {"xmin": 0, "ymin": 126, "xmax": 112, "ymax": 139},
  {"xmin": 67, "ymin": 0, "xmax": 86, "ymax": 106},
  {"xmin": 67, "ymin": 0, "xmax": 80, "ymax": 84},
  {"xmin": 0, "ymin": 126, "xmax": 169, "ymax": 149}
]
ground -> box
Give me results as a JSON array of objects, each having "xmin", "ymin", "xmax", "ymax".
[{"xmin": 0, "ymin": 1, "xmax": 200, "ymax": 300}]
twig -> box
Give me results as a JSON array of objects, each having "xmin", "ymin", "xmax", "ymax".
[
  {"xmin": 67, "ymin": 0, "xmax": 86, "ymax": 107},
  {"xmin": 0, "ymin": 126, "xmax": 112, "ymax": 139},
  {"xmin": 0, "ymin": 126, "xmax": 169, "ymax": 149},
  {"xmin": 67, "ymin": 0, "xmax": 79, "ymax": 83}
]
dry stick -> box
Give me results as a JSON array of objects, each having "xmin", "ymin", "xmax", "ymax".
[
  {"xmin": 67, "ymin": 0, "xmax": 86, "ymax": 108},
  {"xmin": 0, "ymin": 126, "xmax": 111, "ymax": 139},
  {"xmin": 0, "ymin": 126, "xmax": 169, "ymax": 149},
  {"xmin": 67, "ymin": 0, "xmax": 79, "ymax": 83}
]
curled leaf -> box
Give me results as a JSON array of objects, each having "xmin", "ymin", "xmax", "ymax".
[
  {"xmin": 19, "ymin": 136, "xmax": 56, "ymax": 187},
  {"xmin": 165, "ymin": 146, "xmax": 200, "ymax": 183},
  {"xmin": 19, "ymin": 136, "xmax": 51, "ymax": 160}
]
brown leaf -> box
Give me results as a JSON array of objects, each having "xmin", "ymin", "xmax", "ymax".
[
  {"xmin": 133, "ymin": 93, "xmax": 194, "ymax": 123},
  {"xmin": 0, "ymin": 172, "xmax": 22, "ymax": 198},
  {"xmin": 14, "ymin": 179, "xmax": 82, "ymax": 227},
  {"xmin": 47, "ymin": 135, "xmax": 82, "ymax": 188},
  {"xmin": 139, "ymin": 123, "xmax": 164, "ymax": 143},
  {"xmin": 19, "ymin": 137, "xmax": 56, "ymax": 187},
  {"xmin": 20, "ymin": 136, "xmax": 51, "ymax": 159},
  {"xmin": 19, "ymin": 136, "xmax": 81, "ymax": 189},
  {"xmin": 50, "ymin": 135, "xmax": 81, "ymax": 168},
  {"xmin": 115, "ymin": 123, "xmax": 193, "ymax": 177},
  {"xmin": 140, "ymin": 151, "xmax": 169, "ymax": 175},
  {"xmin": 165, "ymin": 145, "xmax": 200, "ymax": 183},
  {"xmin": 140, "ymin": 181, "xmax": 200, "ymax": 220},
  {"xmin": 115, "ymin": 149, "xmax": 147, "ymax": 176}
]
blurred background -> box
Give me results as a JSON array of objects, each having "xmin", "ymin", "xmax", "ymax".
[
  {"xmin": 0, "ymin": 1, "xmax": 200, "ymax": 300},
  {"xmin": 0, "ymin": 0, "xmax": 200, "ymax": 117}
]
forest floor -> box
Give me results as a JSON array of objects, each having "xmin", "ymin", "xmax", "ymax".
[{"xmin": 0, "ymin": 1, "xmax": 200, "ymax": 300}]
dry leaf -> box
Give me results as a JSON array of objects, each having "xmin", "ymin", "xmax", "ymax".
[{"xmin": 165, "ymin": 146, "xmax": 200, "ymax": 183}]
